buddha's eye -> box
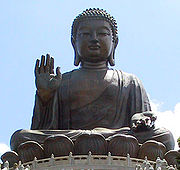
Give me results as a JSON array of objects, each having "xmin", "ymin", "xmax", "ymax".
[
  {"xmin": 98, "ymin": 32, "xmax": 110, "ymax": 37},
  {"xmin": 79, "ymin": 32, "xmax": 90, "ymax": 37}
]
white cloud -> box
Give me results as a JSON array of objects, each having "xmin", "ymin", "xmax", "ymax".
[
  {"xmin": 0, "ymin": 143, "xmax": 10, "ymax": 157},
  {"xmin": 150, "ymin": 100, "xmax": 180, "ymax": 150}
]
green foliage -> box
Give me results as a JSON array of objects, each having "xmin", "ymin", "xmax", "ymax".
[{"xmin": 178, "ymin": 137, "xmax": 180, "ymax": 144}]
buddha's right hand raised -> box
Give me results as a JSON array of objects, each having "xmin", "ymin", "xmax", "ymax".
[{"xmin": 35, "ymin": 54, "xmax": 62, "ymax": 103}]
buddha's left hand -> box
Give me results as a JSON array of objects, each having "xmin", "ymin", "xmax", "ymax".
[{"xmin": 131, "ymin": 112, "xmax": 157, "ymax": 132}]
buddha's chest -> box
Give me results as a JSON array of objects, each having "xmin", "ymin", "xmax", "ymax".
[{"xmin": 64, "ymin": 69, "xmax": 119, "ymax": 110}]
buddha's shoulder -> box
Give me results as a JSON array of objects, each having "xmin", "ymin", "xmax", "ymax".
[
  {"xmin": 62, "ymin": 71, "xmax": 71, "ymax": 80},
  {"xmin": 61, "ymin": 69, "xmax": 82, "ymax": 81},
  {"xmin": 115, "ymin": 69, "xmax": 140, "ymax": 82}
]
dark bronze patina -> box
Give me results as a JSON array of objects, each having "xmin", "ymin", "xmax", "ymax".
[{"xmin": 2, "ymin": 8, "xmax": 175, "ymax": 165}]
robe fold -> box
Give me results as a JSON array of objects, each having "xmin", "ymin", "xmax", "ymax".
[
  {"xmin": 31, "ymin": 69, "xmax": 151, "ymax": 130},
  {"xmin": 11, "ymin": 69, "xmax": 175, "ymax": 152}
]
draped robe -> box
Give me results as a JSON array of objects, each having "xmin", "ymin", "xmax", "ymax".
[
  {"xmin": 31, "ymin": 69, "xmax": 151, "ymax": 130},
  {"xmin": 11, "ymin": 68, "xmax": 175, "ymax": 151}
]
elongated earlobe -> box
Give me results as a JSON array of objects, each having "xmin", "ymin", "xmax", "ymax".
[
  {"xmin": 109, "ymin": 50, "xmax": 115, "ymax": 66},
  {"xmin": 108, "ymin": 38, "xmax": 118, "ymax": 66},
  {"xmin": 74, "ymin": 50, "xmax": 80, "ymax": 66},
  {"xmin": 71, "ymin": 36, "xmax": 81, "ymax": 66}
]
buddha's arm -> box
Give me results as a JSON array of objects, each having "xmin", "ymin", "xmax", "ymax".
[
  {"xmin": 31, "ymin": 54, "xmax": 62, "ymax": 130},
  {"xmin": 31, "ymin": 89, "xmax": 60, "ymax": 130},
  {"xmin": 131, "ymin": 74, "xmax": 151, "ymax": 113},
  {"xmin": 128, "ymin": 74, "xmax": 156, "ymax": 131}
]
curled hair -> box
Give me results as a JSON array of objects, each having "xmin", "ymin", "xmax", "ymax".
[{"xmin": 71, "ymin": 8, "xmax": 118, "ymax": 42}]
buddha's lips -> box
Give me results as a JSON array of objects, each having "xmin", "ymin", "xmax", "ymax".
[{"xmin": 88, "ymin": 45, "xmax": 100, "ymax": 50}]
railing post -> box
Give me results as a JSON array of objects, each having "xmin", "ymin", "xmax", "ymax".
[
  {"xmin": 88, "ymin": 151, "xmax": 92, "ymax": 165},
  {"xmin": 107, "ymin": 152, "xmax": 112, "ymax": 165},
  {"xmin": 126, "ymin": 154, "xmax": 131, "ymax": 167},
  {"xmin": 17, "ymin": 161, "xmax": 24, "ymax": 170},
  {"xmin": 50, "ymin": 154, "xmax": 55, "ymax": 166},
  {"xmin": 32, "ymin": 157, "xmax": 38, "ymax": 169},
  {"xmin": 69, "ymin": 152, "xmax": 73, "ymax": 165}
]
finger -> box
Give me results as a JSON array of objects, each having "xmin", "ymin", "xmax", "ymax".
[
  {"xmin": 40, "ymin": 55, "xmax": 45, "ymax": 73},
  {"xmin": 50, "ymin": 57, "xmax": 54, "ymax": 74},
  {"xmin": 56, "ymin": 67, "xmax": 62, "ymax": 79},
  {"xmin": 45, "ymin": 54, "xmax": 50, "ymax": 73},
  {"xmin": 35, "ymin": 59, "xmax": 40, "ymax": 76}
]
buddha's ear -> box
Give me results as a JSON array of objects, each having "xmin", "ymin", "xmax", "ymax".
[
  {"xmin": 71, "ymin": 36, "xmax": 80, "ymax": 66},
  {"xmin": 114, "ymin": 37, "xmax": 119, "ymax": 49},
  {"xmin": 109, "ymin": 37, "xmax": 118, "ymax": 66}
]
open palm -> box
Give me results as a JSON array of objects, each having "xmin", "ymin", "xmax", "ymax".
[{"xmin": 35, "ymin": 54, "xmax": 61, "ymax": 102}]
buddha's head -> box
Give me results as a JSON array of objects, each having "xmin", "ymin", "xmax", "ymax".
[{"xmin": 71, "ymin": 8, "xmax": 118, "ymax": 67}]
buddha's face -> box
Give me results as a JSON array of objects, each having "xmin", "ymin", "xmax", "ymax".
[{"xmin": 74, "ymin": 19, "xmax": 114, "ymax": 63}]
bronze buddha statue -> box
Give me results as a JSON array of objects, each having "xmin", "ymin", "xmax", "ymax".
[{"xmin": 4, "ymin": 8, "xmax": 175, "ymax": 164}]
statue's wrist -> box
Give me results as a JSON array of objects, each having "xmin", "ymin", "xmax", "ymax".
[{"xmin": 36, "ymin": 89, "xmax": 55, "ymax": 104}]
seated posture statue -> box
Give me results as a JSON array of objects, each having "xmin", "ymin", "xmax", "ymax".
[{"xmin": 9, "ymin": 8, "xmax": 174, "ymax": 163}]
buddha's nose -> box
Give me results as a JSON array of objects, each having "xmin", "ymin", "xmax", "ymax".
[
  {"xmin": 90, "ymin": 32, "xmax": 98, "ymax": 43},
  {"xmin": 90, "ymin": 39, "xmax": 99, "ymax": 44}
]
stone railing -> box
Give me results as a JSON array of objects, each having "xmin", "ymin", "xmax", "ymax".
[{"xmin": 0, "ymin": 152, "xmax": 177, "ymax": 170}]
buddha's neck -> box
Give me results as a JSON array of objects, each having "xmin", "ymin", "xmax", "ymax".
[{"xmin": 80, "ymin": 61, "xmax": 108, "ymax": 70}]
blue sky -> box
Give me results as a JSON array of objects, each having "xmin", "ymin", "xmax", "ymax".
[{"xmin": 0, "ymin": 0, "xmax": 180, "ymax": 156}]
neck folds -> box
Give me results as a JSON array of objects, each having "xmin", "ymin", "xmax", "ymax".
[{"xmin": 80, "ymin": 61, "xmax": 108, "ymax": 70}]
